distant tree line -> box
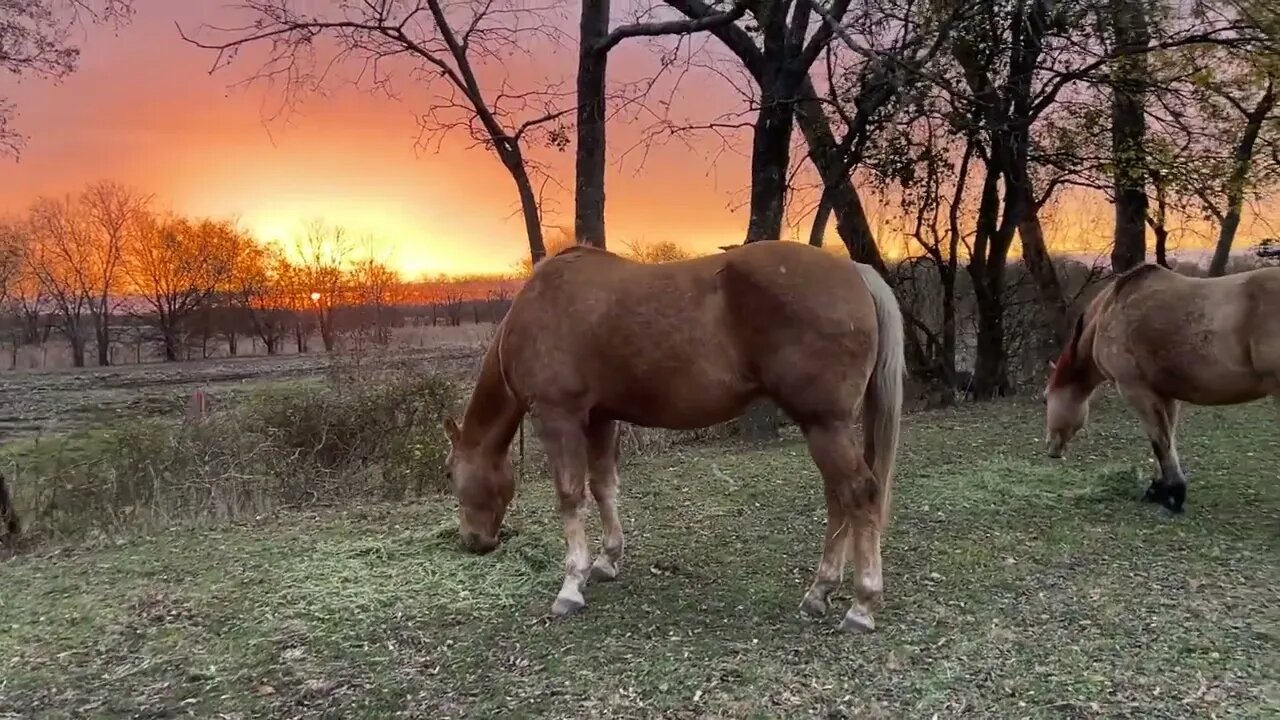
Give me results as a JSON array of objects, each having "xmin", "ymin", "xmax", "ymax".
[{"xmin": 0, "ymin": 182, "xmax": 707, "ymax": 368}]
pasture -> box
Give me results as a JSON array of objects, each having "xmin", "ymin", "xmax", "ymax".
[
  {"xmin": 2, "ymin": 391, "xmax": 1276, "ymax": 718},
  {"xmin": 0, "ymin": 324, "xmax": 492, "ymax": 442}
]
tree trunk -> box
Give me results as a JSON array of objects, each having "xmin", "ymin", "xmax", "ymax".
[
  {"xmin": 967, "ymin": 161, "xmax": 1010, "ymax": 400},
  {"xmin": 940, "ymin": 270, "xmax": 957, "ymax": 393},
  {"xmin": 744, "ymin": 90, "xmax": 793, "ymax": 243},
  {"xmin": 162, "ymin": 331, "xmax": 180, "ymax": 363},
  {"xmin": 95, "ymin": 320, "xmax": 110, "ymax": 367},
  {"xmin": 1015, "ymin": 204, "xmax": 1070, "ymax": 348},
  {"xmin": 1149, "ymin": 171, "xmax": 1172, "ymax": 267},
  {"xmin": 575, "ymin": 0, "xmax": 609, "ymax": 250},
  {"xmin": 972, "ymin": 287, "xmax": 1008, "ymax": 399},
  {"xmin": 1154, "ymin": 225, "xmax": 1170, "ymax": 267},
  {"xmin": 501, "ymin": 146, "xmax": 552, "ymax": 262},
  {"xmin": 1209, "ymin": 79, "xmax": 1276, "ymax": 277},
  {"xmin": 69, "ymin": 333, "xmax": 86, "ymax": 368},
  {"xmin": 1109, "ymin": 0, "xmax": 1150, "ymax": 274},
  {"xmin": 808, "ymin": 198, "xmax": 831, "ymax": 247},
  {"xmin": 320, "ymin": 319, "xmax": 336, "ymax": 352},
  {"xmin": 794, "ymin": 83, "xmax": 885, "ymax": 271}
]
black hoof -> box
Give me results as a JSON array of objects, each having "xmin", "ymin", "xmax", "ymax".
[
  {"xmin": 1142, "ymin": 480, "xmax": 1165, "ymax": 503},
  {"xmin": 1143, "ymin": 480, "xmax": 1185, "ymax": 514}
]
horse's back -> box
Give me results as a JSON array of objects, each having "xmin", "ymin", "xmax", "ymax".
[
  {"xmin": 499, "ymin": 242, "xmax": 880, "ymax": 426},
  {"xmin": 1100, "ymin": 264, "xmax": 1280, "ymax": 402}
]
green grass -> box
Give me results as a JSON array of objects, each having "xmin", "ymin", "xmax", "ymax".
[{"xmin": 2, "ymin": 394, "xmax": 1277, "ymax": 718}]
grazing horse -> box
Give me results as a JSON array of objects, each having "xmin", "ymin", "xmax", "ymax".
[
  {"xmin": 443, "ymin": 241, "xmax": 905, "ymax": 632},
  {"xmin": 1043, "ymin": 263, "xmax": 1280, "ymax": 513}
]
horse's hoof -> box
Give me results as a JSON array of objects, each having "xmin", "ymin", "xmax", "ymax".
[
  {"xmin": 550, "ymin": 595, "xmax": 585, "ymax": 618},
  {"xmin": 838, "ymin": 608, "xmax": 875, "ymax": 633},
  {"xmin": 588, "ymin": 558, "xmax": 618, "ymax": 583},
  {"xmin": 799, "ymin": 592, "xmax": 828, "ymax": 618},
  {"xmin": 1142, "ymin": 481, "xmax": 1164, "ymax": 503}
]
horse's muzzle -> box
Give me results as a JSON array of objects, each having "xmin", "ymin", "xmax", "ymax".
[{"xmin": 460, "ymin": 530, "xmax": 500, "ymax": 554}]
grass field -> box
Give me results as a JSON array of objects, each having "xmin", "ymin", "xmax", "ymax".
[
  {"xmin": 1, "ymin": 393, "xmax": 1277, "ymax": 718},
  {"xmin": 0, "ymin": 328, "xmax": 490, "ymax": 442}
]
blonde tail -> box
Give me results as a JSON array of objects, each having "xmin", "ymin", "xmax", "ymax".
[{"xmin": 853, "ymin": 263, "xmax": 905, "ymax": 528}]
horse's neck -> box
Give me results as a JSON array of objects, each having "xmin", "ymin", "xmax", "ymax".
[
  {"xmin": 1073, "ymin": 308, "xmax": 1107, "ymax": 388},
  {"xmin": 461, "ymin": 342, "xmax": 523, "ymax": 455}
]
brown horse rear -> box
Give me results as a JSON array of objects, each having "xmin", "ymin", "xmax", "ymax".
[
  {"xmin": 1044, "ymin": 263, "xmax": 1280, "ymax": 512},
  {"xmin": 443, "ymin": 241, "xmax": 905, "ymax": 632}
]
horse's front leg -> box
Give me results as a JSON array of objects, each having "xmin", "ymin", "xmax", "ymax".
[
  {"xmin": 1120, "ymin": 386, "xmax": 1187, "ymax": 513},
  {"xmin": 536, "ymin": 411, "xmax": 593, "ymax": 617}
]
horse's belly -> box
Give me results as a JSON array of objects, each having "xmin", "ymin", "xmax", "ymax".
[
  {"xmin": 1146, "ymin": 368, "xmax": 1268, "ymax": 406},
  {"xmin": 593, "ymin": 367, "xmax": 755, "ymax": 430}
]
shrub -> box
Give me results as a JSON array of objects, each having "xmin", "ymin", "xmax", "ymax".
[{"xmin": 3, "ymin": 366, "xmax": 458, "ymax": 546}]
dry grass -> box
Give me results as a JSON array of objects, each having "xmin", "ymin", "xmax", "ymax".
[{"xmin": 0, "ymin": 362, "xmax": 459, "ymax": 546}]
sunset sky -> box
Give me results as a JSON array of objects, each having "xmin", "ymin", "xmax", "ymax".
[
  {"xmin": 0, "ymin": 0, "xmax": 766, "ymax": 276},
  {"xmin": 1, "ymin": 1, "xmax": 1271, "ymax": 277}
]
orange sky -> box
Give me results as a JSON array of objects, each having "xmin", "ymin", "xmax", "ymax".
[
  {"xmin": 1, "ymin": 1, "xmax": 1272, "ymax": 276},
  {"xmin": 0, "ymin": 0, "xmax": 766, "ymax": 276}
]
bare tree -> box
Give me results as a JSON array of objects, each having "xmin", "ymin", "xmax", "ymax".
[
  {"xmin": 127, "ymin": 213, "xmax": 240, "ymax": 361},
  {"xmin": 26, "ymin": 196, "xmax": 92, "ymax": 366},
  {"xmin": 181, "ymin": 0, "xmax": 570, "ymax": 267},
  {"xmin": 230, "ymin": 241, "xmax": 290, "ymax": 355},
  {"xmin": 351, "ymin": 256, "xmax": 403, "ymax": 346},
  {"xmin": 80, "ymin": 180, "xmax": 149, "ymax": 365},
  {"xmin": 0, "ymin": 220, "xmax": 25, "ymax": 304},
  {"xmin": 0, "ymin": 1, "xmax": 134, "ymax": 156},
  {"xmin": 295, "ymin": 221, "xmax": 353, "ymax": 352}
]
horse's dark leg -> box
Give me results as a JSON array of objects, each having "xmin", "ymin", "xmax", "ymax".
[
  {"xmin": 1122, "ymin": 387, "xmax": 1187, "ymax": 513},
  {"xmin": 1151, "ymin": 397, "xmax": 1187, "ymax": 512},
  {"xmin": 799, "ymin": 420, "xmax": 882, "ymax": 632},
  {"xmin": 585, "ymin": 418, "xmax": 624, "ymax": 583},
  {"xmin": 535, "ymin": 410, "xmax": 593, "ymax": 617}
]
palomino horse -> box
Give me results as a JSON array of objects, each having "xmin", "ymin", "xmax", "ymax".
[
  {"xmin": 443, "ymin": 241, "xmax": 905, "ymax": 632},
  {"xmin": 1043, "ymin": 262, "xmax": 1280, "ymax": 513}
]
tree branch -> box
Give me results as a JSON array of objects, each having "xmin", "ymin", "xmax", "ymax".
[{"xmin": 598, "ymin": 0, "xmax": 749, "ymax": 55}]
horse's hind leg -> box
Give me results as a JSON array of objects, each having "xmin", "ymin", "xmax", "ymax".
[
  {"xmin": 799, "ymin": 420, "xmax": 883, "ymax": 633},
  {"xmin": 1121, "ymin": 386, "xmax": 1187, "ymax": 513},
  {"xmin": 535, "ymin": 410, "xmax": 593, "ymax": 617},
  {"xmin": 586, "ymin": 418, "xmax": 624, "ymax": 583}
]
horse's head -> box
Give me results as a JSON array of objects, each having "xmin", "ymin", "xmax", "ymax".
[
  {"xmin": 1041, "ymin": 312, "xmax": 1103, "ymax": 459},
  {"xmin": 443, "ymin": 417, "xmax": 514, "ymax": 554},
  {"xmin": 1042, "ymin": 359, "xmax": 1092, "ymax": 458}
]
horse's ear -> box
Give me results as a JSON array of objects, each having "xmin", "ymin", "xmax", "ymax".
[{"xmin": 443, "ymin": 417, "xmax": 461, "ymax": 445}]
